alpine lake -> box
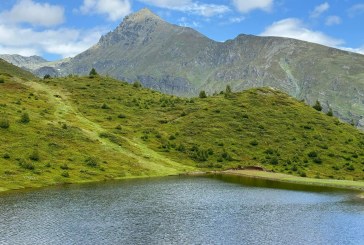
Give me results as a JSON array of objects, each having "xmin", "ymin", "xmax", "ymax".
[{"xmin": 1, "ymin": 174, "xmax": 363, "ymax": 245}]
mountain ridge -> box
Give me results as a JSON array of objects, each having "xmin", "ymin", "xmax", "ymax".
[{"xmin": 1, "ymin": 8, "xmax": 364, "ymax": 127}]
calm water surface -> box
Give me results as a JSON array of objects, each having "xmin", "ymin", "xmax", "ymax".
[{"xmin": 0, "ymin": 175, "xmax": 363, "ymax": 245}]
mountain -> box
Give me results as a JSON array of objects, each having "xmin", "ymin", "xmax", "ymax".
[
  {"xmin": 0, "ymin": 58, "xmax": 36, "ymax": 80},
  {"xmin": 1, "ymin": 66, "xmax": 364, "ymax": 191},
  {"xmin": 2, "ymin": 8, "xmax": 364, "ymax": 127}
]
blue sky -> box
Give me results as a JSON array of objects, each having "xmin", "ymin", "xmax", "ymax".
[{"xmin": 0, "ymin": 0, "xmax": 363, "ymax": 60}]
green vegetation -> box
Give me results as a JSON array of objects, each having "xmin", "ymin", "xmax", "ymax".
[
  {"xmin": 89, "ymin": 68, "xmax": 98, "ymax": 78},
  {"xmin": 199, "ymin": 91, "xmax": 207, "ymax": 98},
  {"xmin": 0, "ymin": 68, "xmax": 364, "ymax": 192},
  {"xmin": 313, "ymin": 100, "xmax": 322, "ymax": 111},
  {"xmin": 0, "ymin": 58, "xmax": 36, "ymax": 80}
]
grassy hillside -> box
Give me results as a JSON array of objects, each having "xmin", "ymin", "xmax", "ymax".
[
  {"xmin": 0, "ymin": 59, "xmax": 36, "ymax": 81},
  {"xmin": 0, "ymin": 72, "xmax": 364, "ymax": 191}
]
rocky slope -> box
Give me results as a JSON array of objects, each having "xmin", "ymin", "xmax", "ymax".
[{"xmin": 1, "ymin": 8, "xmax": 364, "ymax": 126}]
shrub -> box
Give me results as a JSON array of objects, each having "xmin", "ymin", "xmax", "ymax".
[
  {"xmin": 3, "ymin": 153, "xmax": 10, "ymax": 159},
  {"xmin": 250, "ymin": 140, "xmax": 258, "ymax": 146},
  {"xmin": 89, "ymin": 68, "xmax": 98, "ymax": 77},
  {"xmin": 133, "ymin": 81, "xmax": 142, "ymax": 88},
  {"xmin": 60, "ymin": 163, "xmax": 69, "ymax": 170},
  {"xmin": 0, "ymin": 118, "xmax": 9, "ymax": 129},
  {"xmin": 118, "ymin": 114, "xmax": 126, "ymax": 118},
  {"xmin": 43, "ymin": 74, "xmax": 51, "ymax": 79},
  {"xmin": 101, "ymin": 103, "xmax": 110, "ymax": 109},
  {"xmin": 327, "ymin": 108, "xmax": 333, "ymax": 116},
  {"xmin": 199, "ymin": 91, "xmax": 207, "ymax": 98},
  {"xmin": 346, "ymin": 165, "xmax": 355, "ymax": 171},
  {"xmin": 300, "ymin": 172, "xmax": 307, "ymax": 177},
  {"xmin": 85, "ymin": 157, "xmax": 98, "ymax": 167},
  {"xmin": 307, "ymin": 151, "xmax": 318, "ymax": 158},
  {"xmin": 19, "ymin": 160, "xmax": 35, "ymax": 170},
  {"xmin": 313, "ymin": 100, "xmax": 322, "ymax": 111},
  {"xmin": 29, "ymin": 150, "xmax": 40, "ymax": 161},
  {"xmin": 225, "ymin": 85, "xmax": 232, "ymax": 94},
  {"xmin": 177, "ymin": 144, "xmax": 186, "ymax": 152},
  {"xmin": 270, "ymin": 157, "xmax": 279, "ymax": 165},
  {"xmin": 61, "ymin": 171, "xmax": 69, "ymax": 178},
  {"xmin": 20, "ymin": 113, "xmax": 30, "ymax": 123},
  {"xmin": 313, "ymin": 157, "xmax": 322, "ymax": 164},
  {"xmin": 0, "ymin": 77, "xmax": 4, "ymax": 83}
]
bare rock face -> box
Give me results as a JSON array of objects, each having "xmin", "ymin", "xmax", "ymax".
[{"xmin": 2, "ymin": 8, "xmax": 364, "ymax": 125}]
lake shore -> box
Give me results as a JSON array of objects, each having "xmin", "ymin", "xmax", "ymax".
[
  {"xmin": 2, "ymin": 169, "xmax": 364, "ymax": 197},
  {"xmin": 193, "ymin": 169, "xmax": 364, "ymax": 194}
]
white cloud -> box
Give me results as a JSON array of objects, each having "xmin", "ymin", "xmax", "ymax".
[
  {"xmin": 310, "ymin": 2, "xmax": 329, "ymax": 18},
  {"xmin": 340, "ymin": 46, "xmax": 364, "ymax": 55},
  {"xmin": 232, "ymin": 0, "xmax": 273, "ymax": 13},
  {"xmin": 348, "ymin": 4, "xmax": 364, "ymax": 17},
  {"xmin": 325, "ymin": 16, "xmax": 341, "ymax": 26},
  {"xmin": 0, "ymin": 24, "xmax": 106, "ymax": 58},
  {"xmin": 261, "ymin": 18, "xmax": 344, "ymax": 47},
  {"xmin": 138, "ymin": 0, "xmax": 230, "ymax": 17},
  {"xmin": 0, "ymin": 0, "xmax": 64, "ymax": 27},
  {"xmin": 228, "ymin": 16, "xmax": 245, "ymax": 24},
  {"xmin": 80, "ymin": 0, "xmax": 132, "ymax": 21}
]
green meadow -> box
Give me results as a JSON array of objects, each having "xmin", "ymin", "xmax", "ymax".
[{"xmin": 1, "ymin": 63, "xmax": 364, "ymax": 192}]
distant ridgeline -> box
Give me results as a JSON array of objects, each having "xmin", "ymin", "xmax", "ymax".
[
  {"xmin": 0, "ymin": 60, "xmax": 364, "ymax": 191},
  {"xmin": 1, "ymin": 8, "xmax": 364, "ymax": 128}
]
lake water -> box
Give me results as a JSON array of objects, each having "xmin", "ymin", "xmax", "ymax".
[{"xmin": 0, "ymin": 175, "xmax": 363, "ymax": 245}]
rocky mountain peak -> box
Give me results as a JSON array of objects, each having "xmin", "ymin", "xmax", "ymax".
[
  {"xmin": 97, "ymin": 8, "xmax": 169, "ymax": 47},
  {"xmin": 124, "ymin": 8, "xmax": 162, "ymax": 23}
]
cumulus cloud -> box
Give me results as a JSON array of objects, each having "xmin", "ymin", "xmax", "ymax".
[
  {"xmin": 0, "ymin": 0, "xmax": 64, "ymax": 27},
  {"xmin": 0, "ymin": 24, "xmax": 106, "ymax": 58},
  {"xmin": 260, "ymin": 18, "xmax": 344, "ymax": 47},
  {"xmin": 310, "ymin": 2, "xmax": 329, "ymax": 18},
  {"xmin": 325, "ymin": 16, "xmax": 341, "ymax": 26},
  {"xmin": 232, "ymin": 0, "xmax": 273, "ymax": 13},
  {"xmin": 80, "ymin": 0, "xmax": 132, "ymax": 21},
  {"xmin": 138, "ymin": 0, "xmax": 230, "ymax": 17}
]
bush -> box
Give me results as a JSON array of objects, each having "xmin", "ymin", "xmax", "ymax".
[
  {"xmin": 85, "ymin": 157, "xmax": 98, "ymax": 167},
  {"xmin": 0, "ymin": 119, "xmax": 9, "ymax": 129},
  {"xmin": 199, "ymin": 91, "xmax": 207, "ymax": 98},
  {"xmin": 101, "ymin": 103, "xmax": 110, "ymax": 109},
  {"xmin": 327, "ymin": 108, "xmax": 333, "ymax": 116},
  {"xmin": 307, "ymin": 151, "xmax": 318, "ymax": 158},
  {"xmin": 225, "ymin": 85, "xmax": 232, "ymax": 94},
  {"xmin": 3, "ymin": 153, "xmax": 10, "ymax": 159},
  {"xmin": 20, "ymin": 113, "xmax": 30, "ymax": 123},
  {"xmin": 19, "ymin": 160, "xmax": 35, "ymax": 170},
  {"xmin": 60, "ymin": 163, "xmax": 69, "ymax": 170},
  {"xmin": 270, "ymin": 157, "xmax": 279, "ymax": 165},
  {"xmin": 61, "ymin": 171, "xmax": 69, "ymax": 178},
  {"xmin": 29, "ymin": 150, "xmax": 40, "ymax": 161},
  {"xmin": 313, "ymin": 157, "xmax": 322, "ymax": 164},
  {"xmin": 89, "ymin": 68, "xmax": 98, "ymax": 77},
  {"xmin": 313, "ymin": 100, "xmax": 322, "ymax": 111},
  {"xmin": 118, "ymin": 114, "xmax": 126, "ymax": 118},
  {"xmin": 133, "ymin": 81, "xmax": 142, "ymax": 88},
  {"xmin": 250, "ymin": 140, "xmax": 258, "ymax": 146},
  {"xmin": 43, "ymin": 74, "xmax": 51, "ymax": 79},
  {"xmin": 0, "ymin": 77, "xmax": 4, "ymax": 83}
]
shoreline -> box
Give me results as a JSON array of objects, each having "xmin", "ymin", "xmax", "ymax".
[
  {"xmin": 1, "ymin": 170, "xmax": 364, "ymax": 197},
  {"xmin": 212, "ymin": 169, "xmax": 364, "ymax": 191}
]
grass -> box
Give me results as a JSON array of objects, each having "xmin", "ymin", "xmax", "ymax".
[
  {"xmin": 221, "ymin": 170, "xmax": 364, "ymax": 191},
  {"xmin": 0, "ymin": 63, "xmax": 363, "ymax": 192}
]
